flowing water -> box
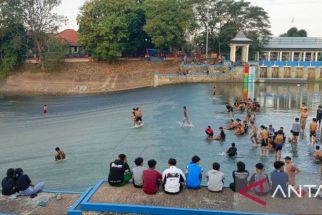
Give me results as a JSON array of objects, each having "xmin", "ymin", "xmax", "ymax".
[{"xmin": 0, "ymin": 83, "xmax": 321, "ymax": 191}]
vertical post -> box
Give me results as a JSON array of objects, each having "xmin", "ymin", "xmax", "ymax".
[
  {"xmin": 242, "ymin": 46, "xmax": 247, "ymax": 63},
  {"xmin": 230, "ymin": 44, "xmax": 236, "ymax": 63},
  {"xmin": 315, "ymin": 52, "xmax": 319, "ymax": 62},
  {"xmin": 310, "ymin": 52, "xmax": 314, "ymax": 61},
  {"xmin": 205, "ymin": 23, "xmax": 208, "ymax": 63},
  {"xmin": 303, "ymin": 51, "xmax": 306, "ymax": 62},
  {"xmin": 245, "ymin": 45, "xmax": 249, "ymax": 63},
  {"xmin": 279, "ymin": 51, "xmax": 283, "ymax": 61},
  {"xmin": 268, "ymin": 51, "xmax": 271, "ymax": 61},
  {"xmin": 291, "ymin": 52, "xmax": 294, "ymax": 61}
]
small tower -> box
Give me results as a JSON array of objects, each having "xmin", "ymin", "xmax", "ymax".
[{"xmin": 230, "ymin": 31, "xmax": 252, "ymax": 63}]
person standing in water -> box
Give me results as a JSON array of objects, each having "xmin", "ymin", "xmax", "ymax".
[
  {"xmin": 300, "ymin": 103, "xmax": 308, "ymax": 131},
  {"xmin": 136, "ymin": 107, "xmax": 143, "ymax": 124},
  {"xmin": 181, "ymin": 106, "xmax": 191, "ymax": 127},
  {"xmin": 309, "ymin": 118, "xmax": 318, "ymax": 145},
  {"xmin": 316, "ymin": 105, "xmax": 322, "ymax": 129},
  {"xmin": 43, "ymin": 105, "xmax": 48, "ymax": 117},
  {"xmin": 213, "ymin": 86, "xmax": 216, "ymax": 96}
]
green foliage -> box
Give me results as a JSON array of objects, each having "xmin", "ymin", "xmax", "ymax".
[
  {"xmin": 142, "ymin": 0, "xmax": 194, "ymax": 50},
  {"xmin": 0, "ymin": 0, "xmax": 27, "ymax": 78},
  {"xmin": 123, "ymin": 8, "xmax": 152, "ymax": 57},
  {"xmin": 0, "ymin": 0, "xmax": 67, "ymax": 74},
  {"xmin": 280, "ymin": 27, "xmax": 307, "ymax": 37},
  {"xmin": 41, "ymin": 36, "xmax": 66, "ymax": 72},
  {"xmin": 192, "ymin": 0, "xmax": 271, "ymax": 59},
  {"xmin": 78, "ymin": 0, "xmax": 138, "ymax": 60},
  {"xmin": 0, "ymin": 24, "xmax": 26, "ymax": 78}
]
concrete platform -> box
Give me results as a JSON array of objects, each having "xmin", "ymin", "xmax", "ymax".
[
  {"xmin": 86, "ymin": 182, "xmax": 322, "ymax": 215},
  {"xmin": 0, "ymin": 192, "xmax": 79, "ymax": 215}
]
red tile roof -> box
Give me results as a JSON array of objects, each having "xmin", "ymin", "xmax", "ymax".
[{"xmin": 56, "ymin": 29, "xmax": 79, "ymax": 46}]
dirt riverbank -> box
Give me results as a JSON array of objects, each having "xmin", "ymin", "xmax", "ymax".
[{"xmin": 0, "ymin": 60, "xmax": 178, "ymax": 96}]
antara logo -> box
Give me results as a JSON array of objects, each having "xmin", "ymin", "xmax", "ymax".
[{"xmin": 239, "ymin": 178, "xmax": 322, "ymax": 206}]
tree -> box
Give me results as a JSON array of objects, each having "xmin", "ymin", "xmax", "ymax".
[
  {"xmin": 0, "ymin": 24, "xmax": 27, "ymax": 78},
  {"xmin": 0, "ymin": 0, "xmax": 27, "ymax": 78},
  {"xmin": 142, "ymin": 0, "xmax": 195, "ymax": 50},
  {"xmin": 41, "ymin": 36, "xmax": 66, "ymax": 72},
  {"xmin": 20, "ymin": 0, "xmax": 67, "ymax": 69},
  {"xmin": 123, "ymin": 8, "xmax": 152, "ymax": 57},
  {"xmin": 78, "ymin": 0, "xmax": 138, "ymax": 60},
  {"xmin": 192, "ymin": 0, "xmax": 271, "ymax": 59},
  {"xmin": 280, "ymin": 27, "xmax": 307, "ymax": 37}
]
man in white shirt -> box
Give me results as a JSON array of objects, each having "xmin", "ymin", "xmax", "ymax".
[
  {"xmin": 162, "ymin": 158, "xmax": 186, "ymax": 194},
  {"xmin": 207, "ymin": 162, "xmax": 224, "ymax": 192}
]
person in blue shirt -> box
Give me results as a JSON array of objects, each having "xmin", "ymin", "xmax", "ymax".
[
  {"xmin": 186, "ymin": 155, "xmax": 203, "ymax": 189},
  {"xmin": 271, "ymin": 161, "xmax": 288, "ymax": 198}
]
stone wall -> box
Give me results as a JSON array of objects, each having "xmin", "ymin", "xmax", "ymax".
[
  {"xmin": 154, "ymin": 67, "xmax": 245, "ymax": 87},
  {"xmin": 259, "ymin": 66, "xmax": 322, "ymax": 80}
]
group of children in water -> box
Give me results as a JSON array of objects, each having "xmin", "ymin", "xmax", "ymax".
[{"xmin": 106, "ymin": 153, "xmax": 304, "ymax": 197}]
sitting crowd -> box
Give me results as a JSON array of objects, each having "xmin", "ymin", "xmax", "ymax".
[
  {"xmin": 1, "ymin": 168, "xmax": 45, "ymax": 197},
  {"xmin": 107, "ymin": 153, "xmax": 299, "ymax": 197}
]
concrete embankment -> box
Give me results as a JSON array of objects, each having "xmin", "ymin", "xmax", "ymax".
[
  {"xmin": 0, "ymin": 60, "xmax": 178, "ymax": 95},
  {"xmin": 2, "ymin": 60, "xmax": 322, "ymax": 96}
]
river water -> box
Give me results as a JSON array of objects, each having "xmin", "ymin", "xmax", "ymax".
[{"xmin": 0, "ymin": 83, "xmax": 321, "ymax": 191}]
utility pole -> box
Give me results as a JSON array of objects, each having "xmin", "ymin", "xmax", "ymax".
[{"xmin": 206, "ymin": 21, "xmax": 208, "ymax": 63}]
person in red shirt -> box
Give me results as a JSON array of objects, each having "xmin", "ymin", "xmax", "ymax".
[
  {"xmin": 205, "ymin": 126, "xmax": 214, "ymax": 139},
  {"xmin": 143, "ymin": 159, "xmax": 162, "ymax": 194}
]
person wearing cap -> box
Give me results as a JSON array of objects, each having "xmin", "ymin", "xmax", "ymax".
[
  {"xmin": 108, "ymin": 154, "xmax": 132, "ymax": 186},
  {"xmin": 284, "ymin": 156, "xmax": 301, "ymax": 186},
  {"xmin": 290, "ymin": 118, "xmax": 301, "ymax": 144},
  {"xmin": 249, "ymin": 163, "xmax": 270, "ymax": 195},
  {"xmin": 316, "ymin": 105, "xmax": 322, "ymax": 128},
  {"xmin": 270, "ymin": 161, "xmax": 288, "ymax": 198}
]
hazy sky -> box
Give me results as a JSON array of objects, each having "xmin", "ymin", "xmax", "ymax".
[{"xmin": 56, "ymin": 0, "xmax": 322, "ymax": 37}]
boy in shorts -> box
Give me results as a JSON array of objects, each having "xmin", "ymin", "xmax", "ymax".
[
  {"xmin": 309, "ymin": 118, "xmax": 318, "ymax": 145},
  {"xmin": 260, "ymin": 126, "xmax": 269, "ymax": 156}
]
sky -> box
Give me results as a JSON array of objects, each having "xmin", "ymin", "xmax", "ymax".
[{"xmin": 56, "ymin": 0, "xmax": 322, "ymax": 37}]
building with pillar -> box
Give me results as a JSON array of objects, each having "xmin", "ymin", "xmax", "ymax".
[
  {"xmin": 259, "ymin": 37, "xmax": 322, "ymax": 62},
  {"xmin": 230, "ymin": 32, "xmax": 252, "ymax": 63}
]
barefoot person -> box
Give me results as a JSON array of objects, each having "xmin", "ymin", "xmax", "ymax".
[
  {"xmin": 54, "ymin": 147, "xmax": 66, "ymax": 161},
  {"xmin": 226, "ymin": 143, "xmax": 237, "ymax": 157},
  {"xmin": 250, "ymin": 121, "xmax": 258, "ymax": 146},
  {"xmin": 205, "ymin": 126, "xmax": 214, "ymax": 139},
  {"xmin": 316, "ymin": 105, "xmax": 322, "ymax": 128},
  {"xmin": 181, "ymin": 106, "xmax": 191, "ymax": 127},
  {"xmin": 260, "ymin": 126, "xmax": 269, "ymax": 156},
  {"xmin": 300, "ymin": 103, "xmax": 308, "ymax": 131},
  {"xmin": 284, "ymin": 156, "xmax": 301, "ymax": 186},
  {"xmin": 309, "ymin": 118, "xmax": 318, "ymax": 145},
  {"xmin": 290, "ymin": 118, "xmax": 301, "ymax": 144},
  {"xmin": 43, "ymin": 104, "xmax": 48, "ymax": 117},
  {"xmin": 313, "ymin": 145, "xmax": 322, "ymax": 173},
  {"xmin": 136, "ymin": 108, "xmax": 143, "ymax": 123},
  {"xmin": 274, "ymin": 131, "xmax": 284, "ymax": 161},
  {"xmin": 213, "ymin": 127, "xmax": 226, "ymax": 141},
  {"xmin": 213, "ymin": 86, "xmax": 216, "ymax": 96}
]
